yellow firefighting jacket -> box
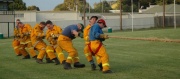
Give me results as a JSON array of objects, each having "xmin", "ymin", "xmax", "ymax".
[
  {"xmin": 83, "ymin": 24, "xmax": 91, "ymax": 44},
  {"xmin": 31, "ymin": 24, "xmax": 45, "ymax": 47},
  {"xmin": 46, "ymin": 25, "xmax": 62, "ymax": 45},
  {"xmin": 19, "ymin": 24, "xmax": 32, "ymax": 44},
  {"xmin": 14, "ymin": 27, "xmax": 20, "ymax": 40}
]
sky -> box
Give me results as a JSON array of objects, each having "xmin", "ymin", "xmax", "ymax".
[{"xmin": 22, "ymin": 0, "xmax": 101, "ymax": 11}]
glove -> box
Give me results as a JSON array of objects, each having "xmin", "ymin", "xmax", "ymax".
[
  {"xmin": 78, "ymin": 32, "xmax": 83, "ymax": 38},
  {"xmin": 24, "ymin": 32, "xmax": 30, "ymax": 36},
  {"xmin": 51, "ymin": 33, "xmax": 58, "ymax": 39},
  {"xmin": 99, "ymin": 34, "xmax": 109, "ymax": 39},
  {"xmin": 20, "ymin": 34, "xmax": 24, "ymax": 38},
  {"xmin": 52, "ymin": 37, "xmax": 58, "ymax": 39}
]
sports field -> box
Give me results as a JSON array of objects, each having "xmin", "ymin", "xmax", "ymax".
[{"xmin": 0, "ymin": 28, "xmax": 180, "ymax": 79}]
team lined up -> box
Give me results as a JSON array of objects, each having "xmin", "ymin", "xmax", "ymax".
[{"xmin": 12, "ymin": 16, "xmax": 113, "ymax": 73}]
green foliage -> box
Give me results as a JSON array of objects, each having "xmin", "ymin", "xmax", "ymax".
[
  {"xmin": 27, "ymin": 5, "xmax": 40, "ymax": 11},
  {"xmin": 94, "ymin": 1, "xmax": 112, "ymax": 13},
  {"xmin": 54, "ymin": 4, "xmax": 68, "ymax": 11},
  {"xmin": 114, "ymin": 0, "xmax": 180, "ymax": 12},
  {"xmin": 54, "ymin": 0, "xmax": 89, "ymax": 12},
  {"xmin": 8, "ymin": 0, "xmax": 26, "ymax": 11}
]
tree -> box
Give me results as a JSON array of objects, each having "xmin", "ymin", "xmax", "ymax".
[
  {"xmin": 27, "ymin": 5, "xmax": 40, "ymax": 11},
  {"xmin": 54, "ymin": 4, "xmax": 68, "ymax": 11},
  {"xmin": 8, "ymin": 0, "xmax": 26, "ymax": 10},
  {"xmin": 54, "ymin": 0, "xmax": 89, "ymax": 12},
  {"xmin": 94, "ymin": 1, "xmax": 112, "ymax": 13}
]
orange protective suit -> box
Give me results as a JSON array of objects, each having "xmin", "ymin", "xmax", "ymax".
[
  {"xmin": 83, "ymin": 24, "xmax": 94, "ymax": 62},
  {"xmin": 58, "ymin": 35, "xmax": 79, "ymax": 64},
  {"xmin": 31, "ymin": 24, "xmax": 47, "ymax": 60},
  {"xmin": 12, "ymin": 27, "xmax": 21, "ymax": 56},
  {"xmin": 19, "ymin": 24, "xmax": 37, "ymax": 58},
  {"xmin": 45, "ymin": 25, "xmax": 65, "ymax": 64},
  {"xmin": 89, "ymin": 40, "xmax": 109, "ymax": 71}
]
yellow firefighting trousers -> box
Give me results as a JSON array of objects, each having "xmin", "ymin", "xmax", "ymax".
[
  {"xmin": 34, "ymin": 42, "xmax": 47, "ymax": 59},
  {"xmin": 20, "ymin": 42, "xmax": 37, "ymax": 57},
  {"xmin": 58, "ymin": 35, "xmax": 79, "ymax": 64},
  {"xmin": 46, "ymin": 45, "xmax": 65, "ymax": 64},
  {"xmin": 12, "ymin": 39, "xmax": 21, "ymax": 55},
  {"xmin": 89, "ymin": 40, "xmax": 110, "ymax": 72}
]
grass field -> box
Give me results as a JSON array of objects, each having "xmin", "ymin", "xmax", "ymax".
[{"xmin": 0, "ymin": 28, "xmax": 180, "ymax": 79}]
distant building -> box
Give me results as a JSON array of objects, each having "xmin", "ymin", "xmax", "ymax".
[{"xmin": 139, "ymin": 4, "xmax": 180, "ymax": 14}]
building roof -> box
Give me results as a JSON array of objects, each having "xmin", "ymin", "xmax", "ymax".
[{"xmin": 142, "ymin": 4, "xmax": 180, "ymax": 13}]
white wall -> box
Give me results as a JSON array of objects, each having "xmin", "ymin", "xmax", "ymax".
[
  {"xmin": 15, "ymin": 11, "xmax": 36, "ymax": 22},
  {"xmin": 36, "ymin": 12, "xmax": 81, "ymax": 22},
  {"xmin": 0, "ymin": 11, "xmax": 156, "ymax": 37}
]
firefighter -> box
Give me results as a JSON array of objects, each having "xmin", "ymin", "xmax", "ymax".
[
  {"xmin": 31, "ymin": 22, "xmax": 52, "ymax": 64},
  {"xmin": 89, "ymin": 19, "xmax": 113, "ymax": 73},
  {"xmin": 57, "ymin": 23, "xmax": 85, "ymax": 69},
  {"xmin": 12, "ymin": 19, "xmax": 21, "ymax": 56},
  {"xmin": 17, "ymin": 22, "xmax": 37, "ymax": 59},
  {"xmin": 45, "ymin": 20, "xmax": 66, "ymax": 65},
  {"xmin": 83, "ymin": 16, "xmax": 99, "ymax": 70}
]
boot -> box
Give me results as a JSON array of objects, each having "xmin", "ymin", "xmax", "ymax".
[
  {"xmin": 36, "ymin": 59, "xmax": 44, "ymax": 64},
  {"xmin": 62, "ymin": 60, "xmax": 66, "ymax": 65},
  {"xmin": 98, "ymin": 63, "xmax": 103, "ymax": 71},
  {"xmin": 22, "ymin": 54, "xmax": 30, "ymax": 59},
  {"xmin": 32, "ymin": 55, "xmax": 37, "ymax": 60},
  {"xmin": 91, "ymin": 63, "xmax": 96, "ymax": 70},
  {"xmin": 46, "ymin": 58, "xmax": 54, "ymax": 63},
  {"xmin": 17, "ymin": 54, "xmax": 22, "ymax": 56},
  {"xmin": 74, "ymin": 62, "xmax": 85, "ymax": 68},
  {"xmin": 63, "ymin": 62, "xmax": 72, "ymax": 70},
  {"xmin": 53, "ymin": 58, "xmax": 60, "ymax": 65},
  {"xmin": 103, "ymin": 70, "xmax": 113, "ymax": 74}
]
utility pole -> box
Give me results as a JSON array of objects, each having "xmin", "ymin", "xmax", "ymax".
[
  {"xmin": 120, "ymin": 0, "xmax": 122, "ymax": 31},
  {"xmin": 174, "ymin": 0, "xmax": 176, "ymax": 29},
  {"xmin": 89, "ymin": 0, "xmax": 90, "ymax": 13},
  {"xmin": 101, "ymin": 0, "xmax": 104, "ymax": 13},
  {"xmin": 163, "ymin": 0, "xmax": 165, "ymax": 28},
  {"xmin": 131, "ymin": 0, "xmax": 134, "ymax": 32},
  {"xmin": 83, "ymin": 0, "xmax": 86, "ymax": 26}
]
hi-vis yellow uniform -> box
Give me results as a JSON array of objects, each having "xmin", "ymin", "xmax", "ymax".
[
  {"xmin": 19, "ymin": 24, "xmax": 37, "ymax": 58},
  {"xmin": 46, "ymin": 25, "xmax": 65, "ymax": 64},
  {"xmin": 12, "ymin": 27, "xmax": 21, "ymax": 56},
  {"xmin": 89, "ymin": 23, "xmax": 110, "ymax": 72},
  {"xmin": 31, "ymin": 24, "xmax": 47, "ymax": 60},
  {"xmin": 83, "ymin": 24, "xmax": 94, "ymax": 62}
]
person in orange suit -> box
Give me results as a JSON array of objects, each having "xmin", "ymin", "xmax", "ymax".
[
  {"xmin": 12, "ymin": 19, "xmax": 22, "ymax": 56},
  {"xmin": 83, "ymin": 16, "xmax": 99, "ymax": 70},
  {"xmin": 89, "ymin": 19, "xmax": 113, "ymax": 73},
  {"xmin": 31, "ymin": 22, "xmax": 52, "ymax": 64},
  {"xmin": 45, "ymin": 20, "xmax": 66, "ymax": 65},
  {"xmin": 17, "ymin": 22, "xmax": 37, "ymax": 59},
  {"xmin": 57, "ymin": 23, "xmax": 85, "ymax": 69}
]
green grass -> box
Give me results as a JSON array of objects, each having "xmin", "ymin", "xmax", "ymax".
[{"xmin": 0, "ymin": 28, "xmax": 180, "ymax": 79}]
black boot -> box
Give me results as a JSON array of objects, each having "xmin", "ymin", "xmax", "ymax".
[
  {"xmin": 74, "ymin": 62, "xmax": 85, "ymax": 68},
  {"xmin": 103, "ymin": 70, "xmax": 113, "ymax": 74},
  {"xmin": 91, "ymin": 63, "xmax": 96, "ymax": 70},
  {"xmin": 17, "ymin": 54, "xmax": 22, "ymax": 56},
  {"xmin": 98, "ymin": 63, "xmax": 103, "ymax": 71},
  {"xmin": 22, "ymin": 55, "xmax": 30, "ymax": 59},
  {"xmin": 62, "ymin": 60, "xmax": 66, "ymax": 65},
  {"xmin": 53, "ymin": 58, "xmax": 60, "ymax": 65},
  {"xmin": 46, "ymin": 58, "xmax": 54, "ymax": 63},
  {"xmin": 36, "ymin": 59, "xmax": 44, "ymax": 64},
  {"xmin": 63, "ymin": 62, "xmax": 72, "ymax": 70},
  {"xmin": 32, "ymin": 55, "xmax": 37, "ymax": 60}
]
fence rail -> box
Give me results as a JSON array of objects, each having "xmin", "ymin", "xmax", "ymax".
[{"xmin": 0, "ymin": 16, "xmax": 180, "ymax": 37}]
